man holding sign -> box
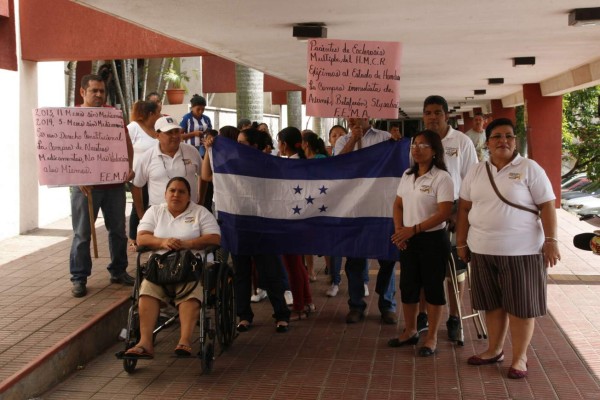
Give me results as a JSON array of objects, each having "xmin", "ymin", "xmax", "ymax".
[
  {"xmin": 334, "ymin": 117, "xmax": 403, "ymax": 324},
  {"xmin": 70, "ymin": 74, "xmax": 135, "ymax": 297}
]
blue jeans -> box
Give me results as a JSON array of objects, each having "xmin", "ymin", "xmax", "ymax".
[
  {"xmin": 330, "ymin": 256, "xmax": 369, "ymax": 285},
  {"xmin": 345, "ymin": 258, "xmax": 396, "ymax": 313},
  {"xmin": 69, "ymin": 186, "xmax": 128, "ymax": 283}
]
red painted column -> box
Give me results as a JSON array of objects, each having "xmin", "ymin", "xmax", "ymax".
[
  {"xmin": 462, "ymin": 112, "xmax": 472, "ymax": 132},
  {"xmin": 490, "ymin": 99, "xmax": 516, "ymax": 122},
  {"xmin": 522, "ymin": 84, "xmax": 562, "ymax": 206}
]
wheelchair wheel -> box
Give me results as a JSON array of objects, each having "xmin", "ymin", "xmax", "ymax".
[
  {"xmin": 216, "ymin": 263, "xmax": 236, "ymax": 350},
  {"xmin": 201, "ymin": 342, "xmax": 215, "ymax": 374},
  {"xmin": 123, "ymin": 356, "xmax": 137, "ymax": 373},
  {"xmin": 122, "ymin": 340, "xmax": 138, "ymax": 373}
]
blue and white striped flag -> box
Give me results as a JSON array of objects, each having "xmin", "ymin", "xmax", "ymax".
[{"xmin": 210, "ymin": 137, "xmax": 410, "ymax": 259}]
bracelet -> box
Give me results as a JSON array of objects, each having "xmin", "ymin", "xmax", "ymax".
[
  {"xmin": 456, "ymin": 245, "xmax": 468, "ymax": 249},
  {"xmin": 545, "ymin": 237, "xmax": 558, "ymax": 242}
]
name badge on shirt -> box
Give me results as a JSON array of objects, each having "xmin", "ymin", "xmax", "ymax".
[
  {"xmin": 184, "ymin": 217, "xmax": 195, "ymax": 223},
  {"xmin": 445, "ymin": 147, "xmax": 458, "ymax": 157},
  {"xmin": 419, "ymin": 185, "xmax": 432, "ymax": 194},
  {"xmin": 508, "ymin": 172, "xmax": 522, "ymax": 180}
]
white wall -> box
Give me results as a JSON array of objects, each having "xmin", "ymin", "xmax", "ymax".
[
  {"xmin": 37, "ymin": 62, "xmax": 71, "ymax": 227},
  {"xmin": 0, "ymin": 68, "xmax": 22, "ymax": 239}
]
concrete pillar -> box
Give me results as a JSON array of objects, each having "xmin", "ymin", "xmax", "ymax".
[
  {"xmin": 490, "ymin": 99, "xmax": 516, "ymax": 122},
  {"xmin": 235, "ymin": 64, "xmax": 263, "ymax": 122},
  {"xmin": 287, "ymin": 91, "xmax": 302, "ymax": 130},
  {"xmin": 311, "ymin": 116, "xmax": 322, "ymax": 136},
  {"xmin": 20, "ymin": 61, "xmax": 40, "ymax": 232},
  {"xmin": 522, "ymin": 83, "xmax": 562, "ymax": 205}
]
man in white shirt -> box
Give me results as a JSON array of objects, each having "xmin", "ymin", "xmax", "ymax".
[
  {"xmin": 132, "ymin": 116, "xmax": 202, "ymax": 219},
  {"xmin": 419, "ymin": 95, "xmax": 478, "ymax": 341},
  {"xmin": 465, "ymin": 112, "xmax": 487, "ymax": 162}
]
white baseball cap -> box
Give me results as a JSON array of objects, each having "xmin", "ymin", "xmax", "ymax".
[{"xmin": 155, "ymin": 116, "xmax": 181, "ymax": 132}]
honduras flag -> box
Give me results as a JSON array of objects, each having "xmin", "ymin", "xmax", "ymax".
[{"xmin": 210, "ymin": 137, "xmax": 410, "ymax": 259}]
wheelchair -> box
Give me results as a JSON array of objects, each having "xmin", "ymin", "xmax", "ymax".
[{"xmin": 115, "ymin": 245, "xmax": 236, "ymax": 374}]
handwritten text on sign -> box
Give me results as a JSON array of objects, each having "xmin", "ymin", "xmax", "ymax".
[
  {"xmin": 33, "ymin": 107, "xmax": 129, "ymax": 186},
  {"xmin": 306, "ymin": 39, "xmax": 402, "ymax": 119}
]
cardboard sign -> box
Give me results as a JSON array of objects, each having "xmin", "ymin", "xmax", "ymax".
[
  {"xmin": 305, "ymin": 39, "xmax": 402, "ymax": 119},
  {"xmin": 33, "ymin": 107, "xmax": 129, "ymax": 186}
]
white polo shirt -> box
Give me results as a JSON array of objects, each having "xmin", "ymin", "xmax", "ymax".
[
  {"xmin": 441, "ymin": 127, "xmax": 478, "ymax": 200},
  {"xmin": 396, "ymin": 166, "xmax": 454, "ymax": 231},
  {"xmin": 334, "ymin": 127, "xmax": 390, "ymax": 154},
  {"xmin": 138, "ymin": 202, "xmax": 220, "ymax": 255},
  {"xmin": 459, "ymin": 155, "xmax": 555, "ymax": 255},
  {"xmin": 133, "ymin": 143, "xmax": 201, "ymax": 206}
]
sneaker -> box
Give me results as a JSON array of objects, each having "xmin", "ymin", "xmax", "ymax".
[
  {"xmin": 110, "ymin": 272, "xmax": 135, "ymax": 286},
  {"xmin": 72, "ymin": 281, "xmax": 87, "ymax": 298},
  {"xmin": 326, "ymin": 284, "xmax": 339, "ymax": 297},
  {"xmin": 447, "ymin": 315, "xmax": 461, "ymax": 341},
  {"xmin": 284, "ymin": 290, "xmax": 294, "ymax": 306},
  {"xmin": 417, "ymin": 312, "xmax": 429, "ymax": 333},
  {"xmin": 250, "ymin": 288, "xmax": 268, "ymax": 303},
  {"xmin": 346, "ymin": 309, "xmax": 365, "ymax": 324},
  {"xmin": 364, "ymin": 284, "xmax": 370, "ymax": 297}
]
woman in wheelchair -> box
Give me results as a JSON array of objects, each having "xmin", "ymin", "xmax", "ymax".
[{"xmin": 124, "ymin": 177, "xmax": 221, "ymax": 359}]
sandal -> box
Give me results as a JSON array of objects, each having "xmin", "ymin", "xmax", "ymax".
[
  {"xmin": 174, "ymin": 343, "xmax": 192, "ymax": 357},
  {"xmin": 275, "ymin": 321, "xmax": 289, "ymax": 333},
  {"xmin": 124, "ymin": 345, "xmax": 154, "ymax": 359},
  {"xmin": 236, "ymin": 320, "xmax": 252, "ymax": 332},
  {"xmin": 128, "ymin": 240, "xmax": 138, "ymax": 253}
]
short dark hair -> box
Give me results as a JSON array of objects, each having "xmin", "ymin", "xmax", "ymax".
[
  {"xmin": 145, "ymin": 91, "xmax": 161, "ymax": 101},
  {"xmin": 190, "ymin": 94, "xmax": 207, "ymax": 107},
  {"xmin": 237, "ymin": 118, "xmax": 251, "ymax": 130},
  {"xmin": 166, "ymin": 177, "xmax": 191, "ymax": 195},
  {"xmin": 219, "ymin": 125, "xmax": 240, "ymax": 141},
  {"xmin": 423, "ymin": 95, "xmax": 449, "ymax": 113},
  {"xmin": 485, "ymin": 118, "xmax": 515, "ymax": 140},
  {"xmin": 81, "ymin": 74, "xmax": 104, "ymax": 90},
  {"xmin": 473, "ymin": 112, "xmax": 485, "ymax": 118}
]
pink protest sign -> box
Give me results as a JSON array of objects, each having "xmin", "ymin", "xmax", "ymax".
[
  {"xmin": 33, "ymin": 107, "xmax": 129, "ymax": 186},
  {"xmin": 305, "ymin": 39, "xmax": 402, "ymax": 119}
]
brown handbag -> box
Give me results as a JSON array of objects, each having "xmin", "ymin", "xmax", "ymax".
[{"xmin": 485, "ymin": 162, "xmax": 540, "ymax": 217}]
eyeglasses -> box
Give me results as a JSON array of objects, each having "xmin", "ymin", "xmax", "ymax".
[
  {"xmin": 410, "ymin": 143, "xmax": 432, "ymax": 150},
  {"xmin": 488, "ymin": 134, "xmax": 516, "ymax": 141}
]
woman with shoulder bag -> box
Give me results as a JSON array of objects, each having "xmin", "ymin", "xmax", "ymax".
[
  {"xmin": 456, "ymin": 118, "xmax": 560, "ymax": 379},
  {"xmin": 124, "ymin": 177, "xmax": 220, "ymax": 359}
]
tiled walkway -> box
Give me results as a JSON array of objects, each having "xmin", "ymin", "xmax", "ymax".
[{"xmin": 0, "ymin": 210, "xmax": 598, "ymax": 399}]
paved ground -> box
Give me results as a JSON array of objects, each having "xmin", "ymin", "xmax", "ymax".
[{"xmin": 0, "ymin": 209, "xmax": 598, "ymax": 399}]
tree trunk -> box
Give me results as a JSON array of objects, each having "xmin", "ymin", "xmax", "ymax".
[
  {"xmin": 132, "ymin": 59, "xmax": 139, "ymax": 102},
  {"xmin": 67, "ymin": 61, "xmax": 77, "ymax": 107},
  {"xmin": 141, "ymin": 59, "xmax": 149, "ymax": 100},
  {"xmin": 122, "ymin": 59, "xmax": 132, "ymax": 117},
  {"xmin": 156, "ymin": 57, "xmax": 168, "ymax": 99},
  {"xmin": 111, "ymin": 60, "xmax": 128, "ymax": 122}
]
